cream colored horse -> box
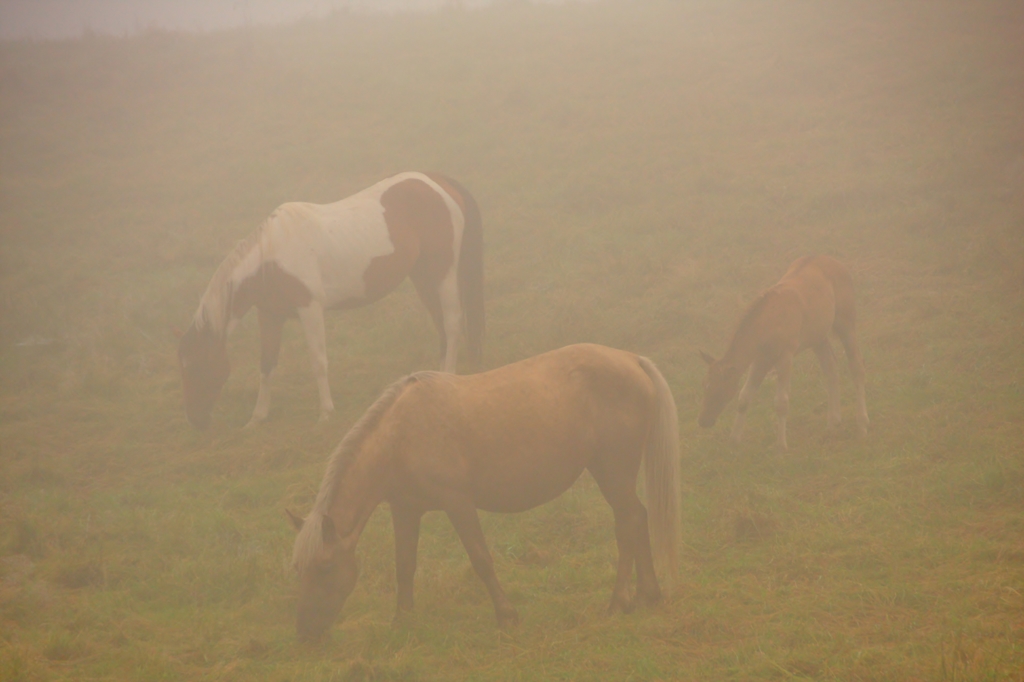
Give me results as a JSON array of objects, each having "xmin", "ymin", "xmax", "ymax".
[
  {"xmin": 699, "ymin": 255, "xmax": 868, "ymax": 449},
  {"xmin": 288, "ymin": 344, "xmax": 681, "ymax": 641},
  {"xmin": 177, "ymin": 172, "xmax": 484, "ymax": 429}
]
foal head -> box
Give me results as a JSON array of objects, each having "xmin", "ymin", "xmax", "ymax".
[
  {"xmin": 698, "ymin": 350, "xmax": 744, "ymax": 428},
  {"xmin": 289, "ymin": 511, "xmax": 359, "ymax": 642},
  {"xmin": 177, "ymin": 321, "xmax": 230, "ymax": 429}
]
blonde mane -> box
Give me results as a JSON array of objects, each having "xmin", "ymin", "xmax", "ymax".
[
  {"xmin": 292, "ymin": 373, "xmax": 434, "ymax": 573},
  {"xmin": 193, "ymin": 221, "xmax": 268, "ymax": 337}
]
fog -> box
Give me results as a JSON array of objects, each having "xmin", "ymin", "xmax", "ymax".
[
  {"xmin": 0, "ymin": 0, "xmax": 571, "ymax": 40},
  {"xmin": 0, "ymin": 0, "xmax": 1021, "ymax": 678}
]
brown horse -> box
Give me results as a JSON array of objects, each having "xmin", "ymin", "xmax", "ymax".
[
  {"xmin": 287, "ymin": 343, "xmax": 681, "ymax": 641},
  {"xmin": 698, "ymin": 255, "xmax": 868, "ymax": 450}
]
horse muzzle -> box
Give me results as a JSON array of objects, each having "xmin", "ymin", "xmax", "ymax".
[{"xmin": 186, "ymin": 409, "xmax": 211, "ymax": 430}]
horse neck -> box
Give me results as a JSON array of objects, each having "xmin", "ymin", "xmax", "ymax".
[
  {"xmin": 198, "ymin": 227, "xmax": 266, "ymax": 339},
  {"xmin": 721, "ymin": 301, "xmax": 770, "ymax": 369},
  {"xmin": 321, "ymin": 429, "xmax": 394, "ymax": 550}
]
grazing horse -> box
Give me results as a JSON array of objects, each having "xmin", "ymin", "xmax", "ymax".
[
  {"xmin": 287, "ymin": 343, "xmax": 681, "ymax": 642},
  {"xmin": 698, "ymin": 255, "xmax": 868, "ymax": 450},
  {"xmin": 177, "ymin": 172, "xmax": 484, "ymax": 429}
]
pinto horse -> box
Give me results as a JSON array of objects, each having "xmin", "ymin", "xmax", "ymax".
[
  {"xmin": 286, "ymin": 343, "xmax": 681, "ymax": 641},
  {"xmin": 698, "ymin": 255, "xmax": 868, "ymax": 450},
  {"xmin": 177, "ymin": 172, "xmax": 484, "ymax": 429}
]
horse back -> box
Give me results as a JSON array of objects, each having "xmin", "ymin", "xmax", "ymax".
[
  {"xmin": 259, "ymin": 172, "xmax": 463, "ymax": 309},
  {"xmin": 383, "ymin": 345, "xmax": 656, "ymax": 513}
]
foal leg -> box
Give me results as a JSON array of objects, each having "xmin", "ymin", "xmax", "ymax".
[
  {"xmin": 732, "ymin": 359, "xmax": 772, "ymax": 443},
  {"xmin": 391, "ymin": 504, "xmax": 423, "ymax": 619},
  {"xmin": 444, "ymin": 501, "xmax": 518, "ymax": 628},
  {"xmin": 296, "ymin": 301, "xmax": 334, "ymax": 422},
  {"xmin": 774, "ymin": 353, "xmax": 794, "ymax": 451},
  {"xmin": 814, "ymin": 339, "xmax": 841, "ymax": 430},
  {"xmin": 247, "ymin": 309, "xmax": 285, "ymax": 428},
  {"xmin": 835, "ymin": 324, "xmax": 869, "ymax": 436}
]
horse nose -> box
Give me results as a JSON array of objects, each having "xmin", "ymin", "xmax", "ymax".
[
  {"xmin": 296, "ymin": 619, "xmax": 328, "ymax": 644},
  {"xmin": 187, "ymin": 411, "xmax": 210, "ymax": 430}
]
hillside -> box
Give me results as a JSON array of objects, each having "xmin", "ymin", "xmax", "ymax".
[{"xmin": 1, "ymin": 1, "xmax": 1022, "ymax": 679}]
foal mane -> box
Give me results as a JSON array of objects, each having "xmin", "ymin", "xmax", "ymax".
[
  {"xmin": 726, "ymin": 255, "xmax": 818, "ymax": 351},
  {"xmin": 727, "ymin": 290, "xmax": 775, "ymax": 350},
  {"xmin": 292, "ymin": 372, "xmax": 432, "ymax": 573},
  {"xmin": 193, "ymin": 221, "xmax": 268, "ymax": 337}
]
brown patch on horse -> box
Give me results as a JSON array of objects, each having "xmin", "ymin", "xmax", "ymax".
[
  {"xmin": 424, "ymin": 172, "xmax": 467, "ymax": 215},
  {"xmin": 367, "ymin": 178, "xmax": 455, "ymax": 302},
  {"xmin": 229, "ymin": 262, "xmax": 313, "ymax": 319}
]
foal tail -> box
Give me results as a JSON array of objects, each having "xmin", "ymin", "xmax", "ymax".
[
  {"xmin": 637, "ymin": 356, "xmax": 681, "ymax": 591},
  {"xmin": 444, "ymin": 176, "xmax": 485, "ymax": 366}
]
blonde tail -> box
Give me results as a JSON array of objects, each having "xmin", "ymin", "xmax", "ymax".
[{"xmin": 637, "ymin": 355, "xmax": 681, "ymax": 591}]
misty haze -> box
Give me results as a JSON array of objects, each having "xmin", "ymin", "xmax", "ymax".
[{"xmin": 0, "ymin": 0, "xmax": 1021, "ymax": 680}]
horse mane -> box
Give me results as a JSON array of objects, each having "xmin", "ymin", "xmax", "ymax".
[
  {"xmin": 292, "ymin": 372, "xmax": 434, "ymax": 573},
  {"xmin": 726, "ymin": 290, "xmax": 776, "ymax": 351},
  {"xmin": 193, "ymin": 221, "xmax": 268, "ymax": 337},
  {"xmin": 725, "ymin": 255, "xmax": 820, "ymax": 352}
]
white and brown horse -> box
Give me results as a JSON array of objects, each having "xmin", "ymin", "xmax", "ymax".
[
  {"xmin": 287, "ymin": 343, "xmax": 681, "ymax": 641},
  {"xmin": 698, "ymin": 255, "xmax": 868, "ymax": 450},
  {"xmin": 177, "ymin": 172, "xmax": 484, "ymax": 429}
]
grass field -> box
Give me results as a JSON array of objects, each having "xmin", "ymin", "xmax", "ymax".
[{"xmin": 1, "ymin": 0, "xmax": 1023, "ymax": 679}]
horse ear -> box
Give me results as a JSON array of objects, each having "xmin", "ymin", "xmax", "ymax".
[
  {"xmin": 285, "ymin": 509, "xmax": 304, "ymax": 532},
  {"xmin": 699, "ymin": 350, "xmax": 716, "ymax": 366},
  {"xmin": 321, "ymin": 515, "xmax": 338, "ymax": 545}
]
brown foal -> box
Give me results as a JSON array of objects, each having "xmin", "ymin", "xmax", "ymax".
[{"xmin": 698, "ymin": 255, "xmax": 868, "ymax": 450}]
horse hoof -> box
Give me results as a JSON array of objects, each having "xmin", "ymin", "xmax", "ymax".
[
  {"xmin": 244, "ymin": 417, "xmax": 264, "ymax": 430},
  {"xmin": 497, "ymin": 609, "xmax": 520, "ymax": 630},
  {"xmin": 637, "ymin": 590, "xmax": 663, "ymax": 609},
  {"xmin": 607, "ymin": 595, "xmax": 634, "ymax": 615}
]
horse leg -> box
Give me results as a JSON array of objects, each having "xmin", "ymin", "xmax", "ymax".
[
  {"xmin": 410, "ymin": 270, "xmax": 448, "ymax": 368},
  {"xmin": 436, "ymin": 272, "xmax": 462, "ymax": 373},
  {"xmin": 732, "ymin": 359, "xmax": 772, "ymax": 443},
  {"xmin": 835, "ymin": 324, "xmax": 869, "ymax": 436},
  {"xmin": 589, "ymin": 459, "xmax": 661, "ymax": 612},
  {"xmin": 444, "ymin": 501, "xmax": 518, "ymax": 628},
  {"xmin": 814, "ymin": 339, "xmax": 841, "ymax": 429},
  {"xmin": 247, "ymin": 309, "xmax": 285, "ymax": 428},
  {"xmin": 391, "ymin": 503, "xmax": 423, "ymax": 619},
  {"xmin": 296, "ymin": 301, "xmax": 334, "ymax": 422},
  {"xmin": 774, "ymin": 353, "xmax": 794, "ymax": 451}
]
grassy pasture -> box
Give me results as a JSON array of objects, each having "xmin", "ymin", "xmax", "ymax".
[{"xmin": 1, "ymin": 0, "xmax": 1022, "ymax": 679}]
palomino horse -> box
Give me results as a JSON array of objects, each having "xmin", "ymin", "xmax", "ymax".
[
  {"xmin": 698, "ymin": 255, "xmax": 868, "ymax": 450},
  {"xmin": 287, "ymin": 343, "xmax": 681, "ymax": 641},
  {"xmin": 177, "ymin": 172, "xmax": 484, "ymax": 429}
]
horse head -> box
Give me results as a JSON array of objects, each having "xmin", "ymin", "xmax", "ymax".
[
  {"xmin": 177, "ymin": 321, "xmax": 230, "ymax": 429},
  {"xmin": 698, "ymin": 350, "xmax": 743, "ymax": 428},
  {"xmin": 289, "ymin": 511, "xmax": 360, "ymax": 642}
]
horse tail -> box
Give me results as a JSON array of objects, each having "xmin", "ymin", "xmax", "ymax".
[
  {"xmin": 445, "ymin": 176, "xmax": 485, "ymax": 366},
  {"xmin": 637, "ymin": 355, "xmax": 681, "ymax": 591}
]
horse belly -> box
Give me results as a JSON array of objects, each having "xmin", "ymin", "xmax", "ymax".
[
  {"xmin": 471, "ymin": 453, "xmax": 589, "ymax": 514},
  {"xmin": 314, "ymin": 204, "xmax": 398, "ymax": 307}
]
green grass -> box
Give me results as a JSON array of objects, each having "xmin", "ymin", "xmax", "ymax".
[{"xmin": 2, "ymin": 0, "xmax": 1023, "ymax": 679}]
